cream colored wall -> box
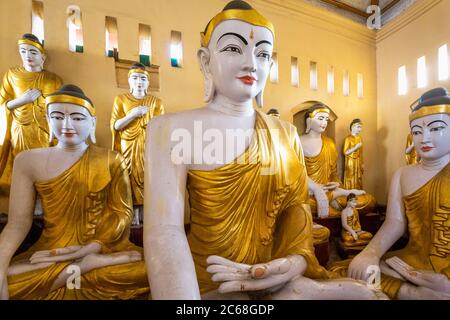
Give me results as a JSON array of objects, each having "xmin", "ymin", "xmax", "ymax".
[
  {"xmin": 0, "ymin": 0, "xmax": 378, "ymax": 212},
  {"xmin": 376, "ymin": 0, "xmax": 450, "ymax": 203}
]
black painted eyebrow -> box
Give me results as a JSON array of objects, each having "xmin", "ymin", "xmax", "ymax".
[
  {"xmin": 49, "ymin": 111, "xmax": 64, "ymax": 115},
  {"xmin": 256, "ymin": 40, "xmax": 272, "ymax": 47},
  {"xmin": 217, "ymin": 32, "xmax": 248, "ymax": 45},
  {"xmin": 411, "ymin": 125, "xmax": 423, "ymax": 130},
  {"xmin": 427, "ymin": 120, "xmax": 448, "ymax": 127},
  {"xmin": 70, "ymin": 112, "xmax": 87, "ymax": 117}
]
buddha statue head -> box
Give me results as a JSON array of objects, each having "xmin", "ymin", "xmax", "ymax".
[
  {"xmin": 198, "ymin": 0, "xmax": 275, "ymax": 107},
  {"xmin": 409, "ymin": 87, "xmax": 450, "ymax": 161},
  {"xmin": 350, "ymin": 118, "xmax": 362, "ymax": 136},
  {"xmin": 46, "ymin": 84, "xmax": 97, "ymax": 146},
  {"xmin": 128, "ymin": 62, "xmax": 150, "ymax": 98},
  {"xmin": 18, "ymin": 33, "xmax": 46, "ymax": 72},
  {"xmin": 304, "ymin": 103, "xmax": 331, "ymax": 134},
  {"xmin": 346, "ymin": 193, "xmax": 357, "ymax": 208},
  {"xmin": 267, "ymin": 108, "xmax": 280, "ymax": 118}
]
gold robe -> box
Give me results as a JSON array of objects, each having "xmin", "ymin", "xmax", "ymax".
[
  {"xmin": 341, "ymin": 208, "xmax": 372, "ymax": 245},
  {"xmin": 111, "ymin": 93, "xmax": 164, "ymax": 205},
  {"xmin": 343, "ymin": 135, "xmax": 363, "ymax": 190},
  {"xmin": 0, "ymin": 67, "xmax": 62, "ymax": 189},
  {"xmin": 7, "ymin": 145, "xmax": 149, "ymax": 299},
  {"xmin": 304, "ymin": 135, "xmax": 375, "ymax": 216},
  {"xmin": 405, "ymin": 133, "xmax": 419, "ymax": 165},
  {"xmin": 186, "ymin": 110, "xmax": 332, "ymax": 294},
  {"xmin": 331, "ymin": 164, "xmax": 450, "ymax": 299}
]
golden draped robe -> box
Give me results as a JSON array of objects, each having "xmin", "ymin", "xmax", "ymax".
[
  {"xmin": 343, "ymin": 135, "xmax": 363, "ymax": 190},
  {"xmin": 111, "ymin": 93, "xmax": 164, "ymax": 205},
  {"xmin": 341, "ymin": 208, "xmax": 372, "ymax": 245},
  {"xmin": 304, "ymin": 135, "xmax": 376, "ymax": 216},
  {"xmin": 186, "ymin": 110, "xmax": 332, "ymax": 294},
  {"xmin": 405, "ymin": 133, "xmax": 419, "ymax": 165},
  {"xmin": 331, "ymin": 163, "xmax": 450, "ymax": 299},
  {"xmin": 7, "ymin": 145, "xmax": 149, "ymax": 299},
  {"xmin": 0, "ymin": 67, "xmax": 62, "ymax": 190}
]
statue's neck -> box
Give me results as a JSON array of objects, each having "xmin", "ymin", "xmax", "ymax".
[
  {"xmin": 56, "ymin": 142, "xmax": 89, "ymax": 153},
  {"xmin": 208, "ymin": 94, "xmax": 254, "ymax": 117},
  {"xmin": 351, "ymin": 132, "xmax": 358, "ymax": 137},
  {"xmin": 306, "ymin": 130, "xmax": 322, "ymax": 139},
  {"xmin": 23, "ymin": 65, "xmax": 43, "ymax": 73},
  {"xmin": 131, "ymin": 92, "xmax": 146, "ymax": 100},
  {"xmin": 420, "ymin": 154, "xmax": 450, "ymax": 172}
]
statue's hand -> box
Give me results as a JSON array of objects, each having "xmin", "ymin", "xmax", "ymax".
[
  {"xmin": 351, "ymin": 231, "xmax": 359, "ymax": 241},
  {"xmin": 322, "ymin": 182, "xmax": 339, "ymax": 191},
  {"xmin": 348, "ymin": 251, "xmax": 380, "ymax": 281},
  {"xmin": 385, "ymin": 257, "xmax": 450, "ymax": 294},
  {"xmin": 350, "ymin": 189, "xmax": 366, "ymax": 196},
  {"xmin": 130, "ymin": 106, "xmax": 149, "ymax": 119},
  {"xmin": 29, "ymin": 245, "xmax": 84, "ymax": 264},
  {"xmin": 0, "ymin": 271, "xmax": 9, "ymax": 300},
  {"xmin": 313, "ymin": 186, "xmax": 329, "ymax": 217},
  {"xmin": 206, "ymin": 255, "xmax": 306, "ymax": 294},
  {"xmin": 355, "ymin": 142, "xmax": 363, "ymax": 150},
  {"xmin": 20, "ymin": 88, "xmax": 42, "ymax": 105}
]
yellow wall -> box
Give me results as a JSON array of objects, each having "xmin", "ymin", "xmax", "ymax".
[
  {"xmin": 0, "ymin": 0, "xmax": 379, "ymax": 212},
  {"xmin": 375, "ymin": 0, "xmax": 450, "ymax": 203}
]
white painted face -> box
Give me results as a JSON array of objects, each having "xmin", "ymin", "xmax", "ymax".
[
  {"xmin": 207, "ymin": 20, "xmax": 273, "ymax": 103},
  {"xmin": 351, "ymin": 123, "xmax": 362, "ymax": 135},
  {"xmin": 309, "ymin": 112, "xmax": 330, "ymax": 133},
  {"xmin": 48, "ymin": 103, "xmax": 95, "ymax": 146},
  {"xmin": 410, "ymin": 113, "xmax": 450, "ymax": 161},
  {"xmin": 348, "ymin": 198, "xmax": 358, "ymax": 208},
  {"xmin": 128, "ymin": 72, "xmax": 150, "ymax": 97},
  {"xmin": 19, "ymin": 43, "xmax": 45, "ymax": 71}
]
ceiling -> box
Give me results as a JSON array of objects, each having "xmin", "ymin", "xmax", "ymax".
[{"xmin": 302, "ymin": 0, "xmax": 417, "ymax": 25}]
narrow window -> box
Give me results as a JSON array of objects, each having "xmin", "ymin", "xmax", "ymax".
[
  {"xmin": 31, "ymin": 1, "xmax": 44, "ymax": 44},
  {"xmin": 139, "ymin": 24, "xmax": 151, "ymax": 66},
  {"xmin": 398, "ymin": 65, "xmax": 407, "ymax": 95},
  {"xmin": 310, "ymin": 61, "xmax": 317, "ymax": 90},
  {"xmin": 438, "ymin": 44, "xmax": 448, "ymax": 81},
  {"xmin": 291, "ymin": 57, "xmax": 299, "ymax": 87},
  {"xmin": 327, "ymin": 66, "xmax": 334, "ymax": 94},
  {"xmin": 357, "ymin": 73, "xmax": 364, "ymax": 99},
  {"xmin": 105, "ymin": 16, "xmax": 118, "ymax": 57},
  {"xmin": 67, "ymin": 5, "xmax": 84, "ymax": 53},
  {"xmin": 170, "ymin": 31, "xmax": 183, "ymax": 67},
  {"xmin": 343, "ymin": 70, "xmax": 350, "ymax": 96}
]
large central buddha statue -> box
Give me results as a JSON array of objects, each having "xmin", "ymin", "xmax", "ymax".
[
  {"xmin": 333, "ymin": 87, "xmax": 450, "ymax": 299},
  {"xmin": 299, "ymin": 104, "xmax": 376, "ymax": 217},
  {"xmin": 0, "ymin": 85, "xmax": 148, "ymax": 299},
  {"xmin": 0, "ymin": 34, "xmax": 63, "ymax": 192},
  {"xmin": 144, "ymin": 0, "xmax": 384, "ymax": 300}
]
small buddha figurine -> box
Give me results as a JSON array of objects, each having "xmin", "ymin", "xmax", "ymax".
[
  {"xmin": 341, "ymin": 193, "xmax": 373, "ymax": 246},
  {"xmin": 343, "ymin": 87, "xmax": 450, "ymax": 299},
  {"xmin": 144, "ymin": 0, "xmax": 384, "ymax": 300},
  {"xmin": 266, "ymin": 109, "xmax": 330, "ymax": 244},
  {"xmin": 0, "ymin": 85, "xmax": 149, "ymax": 299},
  {"xmin": 0, "ymin": 34, "xmax": 63, "ymax": 189},
  {"xmin": 111, "ymin": 63, "xmax": 164, "ymax": 225},
  {"xmin": 343, "ymin": 118, "xmax": 364, "ymax": 190},
  {"xmin": 405, "ymin": 133, "xmax": 420, "ymax": 165},
  {"xmin": 299, "ymin": 104, "xmax": 376, "ymax": 218}
]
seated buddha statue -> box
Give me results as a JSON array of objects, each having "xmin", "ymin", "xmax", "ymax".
[
  {"xmin": 0, "ymin": 34, "xmax": 63, "ymax": 192},
  {"xmin": 299, "ymin": 105, "xmax": 376, "ymax": 218},
  {"xmin": 111, "ymin": 63, "xmax": 164, "ymax": 225},
  {"xmin": 340, "ymin": 193, "xmax": 373, "ymax": 247},
  {"xmin": 335, "ymin": 87, "xmax": 450, "ymax": 299},
  {"xmin": 0, "ymin": 85, "xmax": 148, "ymax": 300},
  {"xmin": 267, "ymin": 109, "xmax": 330, "ymax": 245},
  {"xmin": 144, "ymin": 0, "xmax": 385, "ymax": 300}
]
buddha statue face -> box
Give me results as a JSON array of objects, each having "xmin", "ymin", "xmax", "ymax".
[
  {"xmin": 410, "ymin": 113, "xmax": 450, "ymax": 161},
  {"xmin": 48, "ymin": 103, "xmax": 96, "ymax": 146},
  {"xmin": 307, "ymin": 112, "xmax": 330, "ymax": 134},
  {"xmin": 351, "ymin": 123, "xmax": 362, "ymax": 135},
  {"xmin": 199, "ymin": 20, "xmax": 273, "ymax": 104},
  {"xmin": 19, "ymin": 43, "xmax": 45, "ymax": 71},
  {"xmin": 128, "ymin": 72, "xmax": 149, "ymax": 97}
]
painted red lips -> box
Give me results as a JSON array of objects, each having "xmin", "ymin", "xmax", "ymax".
[
  {"xmin": 237, "ymin": 76, "xmax": 257, "ymax": 85},
  {"xmin": 421, "ymin": 146, "xmax": 433, "ymax": 152},
  {"xmin": 63, "ymin": 132, "xmax": 76, "ymax": 137}
]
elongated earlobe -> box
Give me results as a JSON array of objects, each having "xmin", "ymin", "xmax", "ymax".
[
  {"xmin": 198, "ymin": 47, "xmax": 215, "ymax": 102},
  {"xmin": 48, "ymin": 126, "xmax": 55, "ymax": 143},
  {"xmin": 89, "ymin": 118, "xmax": 97, "ymax": 144},
  {"xmin": 305, "ymin": 118, "xmax": 312, "ymax": 134},
  {"xmin": 255, "ymin": 90, "xmax": 264, "ymax": 108}
]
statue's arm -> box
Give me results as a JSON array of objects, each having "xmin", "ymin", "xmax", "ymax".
[
  {"xmin": 143, "ymin": 116, "xmax": 200, "ymax": 299},
  {"xmin": 0, "ymin": 152, "xmax": 35, "ymax": 273}
]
